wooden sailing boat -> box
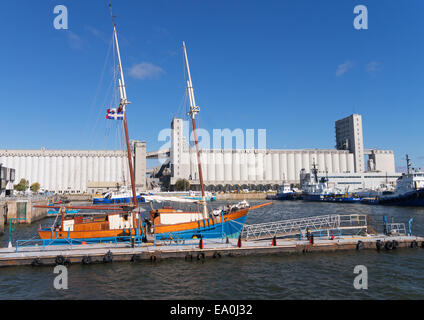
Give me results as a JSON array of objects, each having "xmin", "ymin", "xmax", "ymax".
[
  {"xmin": 36, "ymin": 11, "xmax": 271, "ymax": 244},
  {"xmin": 37, "ymin": 8, "xmax": 143, "ymax": 242}
]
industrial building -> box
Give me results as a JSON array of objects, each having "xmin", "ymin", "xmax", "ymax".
[
  {"xmin": 0, "ymin": 113, "xmax": 398, "ymax": 193},
  {"xmin": 0, "ymin": 165, "xmax": 15, "ymax": 197},
  {"xmin": 303, "ymin": 171, "xmax": 400, "ymax": 191},
  {"xmin": 0, "ymin": 141, "xmax": 146, "ymax": 194},
  {"xmin": 168, "ymin": 114, "xmax": 398, "ymax": 190},
  {"xmin": 335, "ymin": 114, "xmax": 365, "ymax": 173}
]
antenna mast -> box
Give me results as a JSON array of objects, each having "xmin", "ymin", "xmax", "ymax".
[
  {"xmin": 312, "ymin": 160, "xmax": 318, "ymax": 183},
  {"xmin": 182, "ymin": 42, "xmax": 207, "ymax": 218},
  {"xmin": 406, "ymin": 154, "xmax": 411, "ymax": 175}
]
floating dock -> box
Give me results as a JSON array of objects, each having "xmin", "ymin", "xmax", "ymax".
[
  {"xmin": 0, "ymin": 234, "xmax": 423, "ymax": 267},
  {"xmin": 1, "ymin": 213, "xmax": 422, "ymax": 267}
]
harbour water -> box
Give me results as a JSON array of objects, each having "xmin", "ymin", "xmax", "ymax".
[{"xmin": 0, "ymin": 200, "xmax": 423, "ymax": 300}]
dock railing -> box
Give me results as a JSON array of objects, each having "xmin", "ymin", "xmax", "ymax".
[
  {"xmin": 15, "ymin": 235, "xmax": 144, "ymax": 252},
  {"xmin": 153, "ymin": 230, "xmax": 227, "ymax": 246},
  {"xmin": 386, "ymin": 223, "xmax": 407, "ymax": 236}
]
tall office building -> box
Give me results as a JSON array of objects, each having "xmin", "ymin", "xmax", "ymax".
[{"xmin": 335, "ymin": 114, "xmax": 364, "ymax": 173}]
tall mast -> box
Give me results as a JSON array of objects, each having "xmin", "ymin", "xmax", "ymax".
[
  {"xmin": 110, "ymin": 5, "xmax": 138, "ymax": 208},
  {"xmin": 182, "ymin": 42, "xmax": 207, "ymax": 218}
]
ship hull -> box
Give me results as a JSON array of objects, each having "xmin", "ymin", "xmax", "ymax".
[
  {"xmin": 38, "ymin": 208, "xmax": 249, "ymax": 243},
  {"xmin": 302, "ymin": 194, "xmax": 323, "ymax": 201},
  {"xmin": 154, "ymin": 209, "xmax": 248, "ymax": 241},
  {"xmin": 276, "ymin": 193, "xmax": 297, "ymax": 200},
  {"xmin": 267, "ymin": 193, "xmax": 297, "ymax": 201},
  {"xmin": 379, "ymin": 189, "xmax": 424, "ymax": 207},
  {"xmin": 324, "ymin": 197, "xmax": 361, "ymax": 203},
  {"xmin": 93, "ymin": 195, "xmax": 141, "ymax": 204},
  {"xmin": 302, "ymin": 194, "xmax": 361, "ymax": 203}
]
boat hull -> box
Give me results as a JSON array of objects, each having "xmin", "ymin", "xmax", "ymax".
[
  {"xmin": 154, "ymin": 209, "xmax": 248, "ymax": 241},
  {"xmin": 38, "ymin": 208, "xmax": 249, "ymax": 243},
  {"xmin": 302, "ymin": 194, "xmax": 361, "ymax": 203},
  {"xmin": 379, "ymin": 189, "xmax": 424, "ymax": 207},
  {"xmin": 302, "ymin": 194, "xmax": 323, "ymax": 201},
  {"xmin": 93, "ymin": 195, "xmax": 141, "ymax": 204},
  {"xmin": 276, "ymin": 193, "xmax": 297, "ymax": 200}
]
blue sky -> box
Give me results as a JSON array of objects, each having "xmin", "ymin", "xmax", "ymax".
[{"xmin": 0, "ymin": 0, "xmax": 423, "ymax": 170}]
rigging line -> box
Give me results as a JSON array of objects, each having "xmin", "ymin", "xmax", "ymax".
[
  {"xmin": 120, "ymin": 122, "xmax": 128, "ymax": 185},
  {"xmin": 120, "ymin": 126, "xmax": 127, "ymax": 186},
  {"xmin": 87, "ymin": 58, "xmax": 115, "ymax": 149},
  {"xmin": 101, "ymin": 88, "xmax": 114, "ymax": 143},
  {"xmin": 175, "ymin": 91, "xmax": 188, "ymax": 120},
  {"xmin": 117, "ymin": 121, "xmax": 126, "ymax": 186},
  {"xmin": 174, "ymin": 48, "xmax": 189, "ymax": 119},
  {"xmin": 84, "ymin": 36, "xmax": 114, "ymax": 139},
  {"xmin": 88, "ymin": 38, "xmax": 118, "ymax": 151},
  {"xmin": 115, "ymin": 117, "xmax": 122, "ymax": 152}
]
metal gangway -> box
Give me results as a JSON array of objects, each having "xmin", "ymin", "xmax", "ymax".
[{"xmin": 241, "ymin": 214, "xmax": 368, "ymax": 241}]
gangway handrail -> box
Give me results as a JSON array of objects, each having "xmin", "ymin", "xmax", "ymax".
[{"xmin": 241, "ymin": 214, "xmax": 368, "ymax": 240}]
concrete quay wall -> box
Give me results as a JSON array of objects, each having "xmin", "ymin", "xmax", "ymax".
[{"xmin": 0, "ymin": 198, "xmax": 50, "ymax": 225}]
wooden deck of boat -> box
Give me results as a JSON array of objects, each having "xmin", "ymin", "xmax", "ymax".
[{"xmin": 0, "ymin": 234, "xmax": 423, "ymax": 267}]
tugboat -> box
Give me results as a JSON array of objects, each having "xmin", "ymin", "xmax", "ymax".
[
  {"xmin": 300, "ymin": 163, "xmax": 361, "ymax": 203},
  {"xmin": 35, "ymin": 8, "xmax": 271, "ymax": 243},
  {"xmin": 300, "ymin": 164, "xmax": 337, "ymax": 201},
  {"xmin": 267, "ymin": 181, "xmax": 297, "ymax": 200},
  {"xmin": 378, "ymin": 155, "xmax": 424, "ymax": 206}
]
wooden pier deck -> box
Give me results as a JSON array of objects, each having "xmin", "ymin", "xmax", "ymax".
[{"xmin": 0, "ymin": 234, "xmax": 423, "ymax": 267}]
